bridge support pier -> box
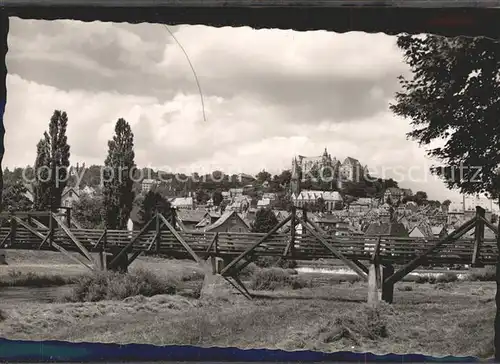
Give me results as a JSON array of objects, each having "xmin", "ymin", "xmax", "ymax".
[
  {"xmin": 381, "ymin": 265, "xmax": 394, "ymax": 304},
  {"xmin": 106, "ymin": 247, "xmax": 129, "ymax": 273},
  {"xmin": 367, "ymin": 263, "xmax": 394, "ymax": 306},
  {"xmin": 200, "ymin": 257, "xmax": 227, "ymax": 299},
  {"xmin": 0, "ymin": 249, "xmax": 6, "ymax": 265}
]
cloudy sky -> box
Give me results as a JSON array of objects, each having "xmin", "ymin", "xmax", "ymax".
[{"xmin": 3, "ymin": 17, "xmax": 470, "ymax": 202}]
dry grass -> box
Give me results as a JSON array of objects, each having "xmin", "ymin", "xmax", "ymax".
[
  {"xmin": 0, "ymin": 249, "xmax": 498, "ymax": 358},
  {"xmin": 0, "ymin": 281, "xmax": 495, "ymax": 358}
]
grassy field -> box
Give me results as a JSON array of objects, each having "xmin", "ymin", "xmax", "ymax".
[{"xmin": 0, "ymin": 249, "xmax": 496, "ymax": 358}]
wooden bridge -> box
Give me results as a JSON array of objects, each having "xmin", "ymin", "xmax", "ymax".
[{"xmin": 0, "ymin": 206, "xmax": 497, "ymax": 304}]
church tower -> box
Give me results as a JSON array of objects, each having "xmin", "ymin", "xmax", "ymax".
[{"xmin": 290, "ymin": 157, "xmax": 301, "ymax": 196}]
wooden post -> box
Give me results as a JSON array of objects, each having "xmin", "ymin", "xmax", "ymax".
[
  {"xmin": 155, "ymin": 213, "xmax": 161, "ymax": 255},
  {"xmin": 66, "ymin": 208, "xmax": 71, "ymax": 228},
  {"xmin": 367, "ymin": 262, "xmax": 382, "ymax": 306},
  {"xmin": 381, "ymin": 264, "xmax": 395, "ymax": 304},
  {"xmin": 171, "ymin": 208, "xmax": 177, "ymax": 230},
  {"xmin": 9, "ymin": 214, "xmax": 16, "ymax": 246},
  {"xmin": 290, "ymin": 206, "xmax": 296, "ymax": 256},
  {"xmin": 210, "ymin": 233, "xmax": 220, "ymax": 274},
  {"xmin": 100, "ymin": 228, "xmax": 107, "ymax": 271},
  {"xmin": 48, "ymin": 212, "xmax": 54, "ymax": 246},
  {"xmin": 472, "ymin": 206, "xmax": 485, "ymax": 267}
]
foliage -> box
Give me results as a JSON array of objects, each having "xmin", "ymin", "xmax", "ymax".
[
  {"xmin": 252, "ymin": 208, "xmax": 279, "ymax": 233},
  {"xmin": 2, "ymin": 167, "xmax": 24, "ymax": 186},
  {"xmin": 71, "ymin": 193, "xmax": 105, "ymax": 229},
  {"xmin": 2, "ymin": 182, "xmax": 32, "ymax": 212},
  {"xmin": 212, "ymin": 191, "xmax": 223, "ymax": 207},
  {"xmin": 138, "ymin": 190, "xmax": 171, "ymax": 226},
  {"xmin": 391, "ymin": 35, "xmax": 500, "ymax": 198},
  {"xmin": 468, "ymin": 266, "xmax": 496, "ymax": 282},
  {"xmin": 103, "ymin": 118, "xmax": 136, "ymax": 229},
  {"xmin": 249, "ymin": 267, "xmax": 310, "ymax": 291},
  {"xmin": 254, "ymin": 256, "xmax": 298, "ymax": 269},
  {"xmin": 256, "ymin": 170, "xmax": 272, "ymax": 184},
  {"xmin": 66, "ymin": 269, "xmax": 179, "ymax": 302},
  {"xmin": 0, "ymin": 270, "xmax": 77, "ymax": 287},
  {"xmin": 195, "ymin": 189, "xmax": 210, "ymax": 205},
  {"xmin": 33, "ymin": 110, "xmax": 71, "ymax": 211}
]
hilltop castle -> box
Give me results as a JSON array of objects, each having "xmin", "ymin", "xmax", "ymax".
[{"xmin": 290, "ymin": 148, "xmax": 366, "ymax": 195}]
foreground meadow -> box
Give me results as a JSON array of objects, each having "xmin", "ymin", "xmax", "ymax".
[{"xmin": 0, "ymin": 249, "xmax": 495, "ymax": 358}]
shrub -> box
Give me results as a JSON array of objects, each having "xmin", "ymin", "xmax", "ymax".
[
  {"xmin": 250, "ymin": 267, "xmax": 310, "ymax": 291},
  {"xmin": 436, "ymin": 272, "xmax": 458, "ymax": 283},
  {"xmin": 238, "ymin": 262, "xmax": 260, "ymax": 279},
  {"xmin": 0, "ymin": 270, "xmax": 76, "ymax": 287},
  {"xmin": 397, "ymin": 285, "xmax": 413, "ymax": 292},
  {"xmin": 468, "ymin": 266, "xmax": 496, "ymax": 282},
  {"xmin": 66, "ymin": 269, "xmax": 180, "ymax": 302},
  {"xmin": 415, "ymin": 272, "xmax": 458, "ymax": 284},
  {"xmin": 254, "ymin": 256, "xmax": 298, "ymax": 269},
  {"xmin": 180, "ymin": 270, "xmax": 205, "ymax": 282}
]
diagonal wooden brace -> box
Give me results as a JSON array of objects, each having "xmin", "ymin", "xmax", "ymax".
[
  {"xmin": 220, "ymin": 214, "xmax": 292, "ymax": 276},
  {"xmin": 301, "ymin": 216, "xmax": 368, "ymax": 280},
  {"xmin": 158, "ymin": 214, "xmax": 202, "ymax": 263},
  {"xmin": 385, "ymin": 217, "xmax": 477, "ymax": 286}
]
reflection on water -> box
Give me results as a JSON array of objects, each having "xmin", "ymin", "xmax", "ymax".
[
  {"xmin": 296, "ymin": 267, "xmax": 469, "ymax": 279},
  {"xmin": 0, "ymin": 285, "xmax": 74, "ymax": 305}
]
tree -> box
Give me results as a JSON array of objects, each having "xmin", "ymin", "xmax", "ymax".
[
  {"xmin": 138, "ymin": 191, "xmax": 171, "ymax": 227},
  {"xmin": 2, "ymin": 182, "xmax": 32, "ymax": 212},
  {"xmin": 316, "ymin": 197, "xmax": 326, "ymax": 213},
  {"xmin": 390, "ymin": 34, "xmax": 500, "ymax": 359},
  {"xmin": 103, "ymin": 118, "xmax": 136, "ymax": 230},
  {"xmin": 33, "ymin": 110, "xmax": 71, "ymax": 211},
  {"xmin": 256, "ymin": 170, "xmax": 272, "ymax": 184},
  {"xmin": 196, "ymin": 189, "xmax": 209, "ymax": 205},
  {"xmin": 212, "ymin": 190, "xmax": 223, "ymax": 207},
  {"xmin": 251, "ymin": 208, "xmax": 279, "ymax": 233},
  {"xmin": 414, "ymin": 191, "xmax": 428, "ymax": 206},
  {"xmin": 71, "ymin": 193, "xmax": 105, "ymax": 229}
]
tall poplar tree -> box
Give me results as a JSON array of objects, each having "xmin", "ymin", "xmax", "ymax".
[
  {"xmin": 33, "ymin": 110, "xmax": 71, "ymax": 211},
  {"xmin": 103, "ymin": 118, "xmax": 136, "ymax": 229}
]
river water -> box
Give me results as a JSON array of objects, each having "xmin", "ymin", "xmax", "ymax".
[
  {"xmin": 0, "ymin": 285, "xmax": 74, "ymax": 306},
  {"xmin": 0, "ymin": 267, "xmax": 470, "ymax": 307},
  {"xmin": 296, "ymin": 267, "xmax": 470, "ymax": 279}
]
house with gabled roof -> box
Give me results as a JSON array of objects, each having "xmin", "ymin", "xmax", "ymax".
[
  {"xmin": 364, "ymin": 222, "xmax": 409, "ymax": 237},
  {"xmin": 409, "ymin": 225, "xmax": 433, "ymax": 239},
  {"xmin": 203, "ymin": 210, "xmax": 251, "ymax": 233},
  {"xmin": 176, "ymin": 208, "xmax": 208, "ymax": 230},
  {"xmin": 61, "ymin": 186, "xmax": 81, "ymax": 208}
]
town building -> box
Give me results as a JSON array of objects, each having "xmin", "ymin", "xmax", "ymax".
[
  {"xmin": 203, "ymin": 210, "xmax": 251, "ymax": 233},
  {"xmin": 141, "ymin": 179, "xmax": 159, "ymax": 193},
  {"xmin": 171, "ymin": 197, "xmax": 194, "ymax": 210},
  {"xmin": 383, "ymin": 187, "xmax": 412, "ymax": 204},
  {"xmin": 340, "ymin": 157, "xmax": 365, "ymax": 182},
  {"xmin": 176, "ymin": 209, "xmax": 208, "ymax": 230},
  {"xmin": 61, "ymin": 186, "xmax": 80, "ymax": 208},
  {"xmin": 292, "ymin": 190, "xmax": 343, "ymax": 212}
]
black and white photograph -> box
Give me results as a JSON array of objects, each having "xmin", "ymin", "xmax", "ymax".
[{"xmin": 0, "ymin": 13, "xmax": 500, "ymax": 359}]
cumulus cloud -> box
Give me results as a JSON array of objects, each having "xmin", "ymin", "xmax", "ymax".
[{"xmin": 4, "ymin": 18, "xmax": 461, "ymax": 201}]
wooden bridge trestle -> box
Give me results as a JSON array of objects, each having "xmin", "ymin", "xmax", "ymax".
[{"xmin": 0, "ymin": 206, "xmax": 496, "ymax": 304}]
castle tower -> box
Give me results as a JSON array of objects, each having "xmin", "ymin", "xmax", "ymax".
[
  {"xmin": 290, "ymin": 157, "xmax": 301, "ymax": 196},
  {"xmin": 321, "ymin": 147, "xmax": 331, "ymax": 166}
]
